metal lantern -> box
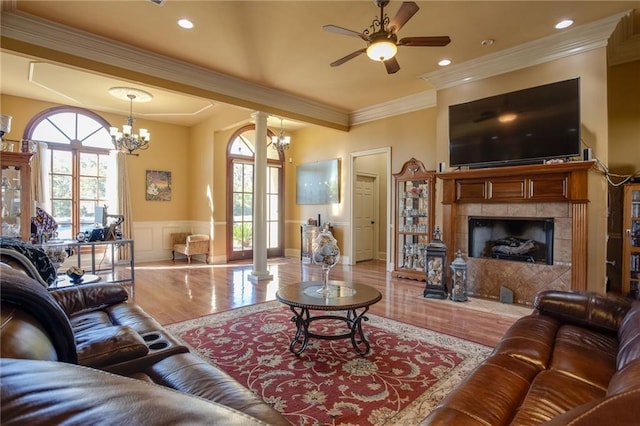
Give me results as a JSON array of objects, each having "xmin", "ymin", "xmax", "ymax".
[
  {"xmin": 424, "ymin": 227, "xmax": 448, "ymax": 299},
  {"xmin": 449, "ymin": 250, "xmax": 468, "ymax": 302}
]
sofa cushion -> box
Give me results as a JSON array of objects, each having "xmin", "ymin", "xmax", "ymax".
[
  {"xmin": 511, "ymin": 370, "xmax": 608, "ymax": 425},
  {"xmin": 0, "ymin": 358, "xmax": 268, "ymax": 426},
  {"xmin": 550, "ymin": 324, "xmax": 618, "ymax": 390},
  {"xmin": 145, "ymin": 352, "xmax": 290, "ymax": 426},
  {"xmin": 423, "ymin": 354, "xmax": 540, "ymax": 426},
  {"xmin": 75, "ymin": 325, "xmax": 149, "ymax": 368},
  {"xmin": 492, "ymin": 314, "xmax": 558, "ymax": 369}
]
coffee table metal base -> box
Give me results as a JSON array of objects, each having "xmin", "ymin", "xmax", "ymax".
[{"xmin": 287, "ymin": 305, "xmax": 372, "ymax": 356}]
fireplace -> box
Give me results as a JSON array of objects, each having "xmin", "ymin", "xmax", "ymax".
[{"xmin": 468, "ymin": 217, "xmax": 554, "ymax": 265}]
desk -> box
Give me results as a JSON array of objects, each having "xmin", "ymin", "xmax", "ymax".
[
  {"xmin": 276, "ymin": 281, "xmax": 382, "ymax": 356},
  {"xmin": 39, "ymin": 239, "xmax": 134, "ymax": 286},
  {"xmin": 65, "ymin": 239, "xmax": 135, "ymax": 285}
]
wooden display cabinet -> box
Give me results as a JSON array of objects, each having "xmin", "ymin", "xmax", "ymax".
[
  {"xmin": 393, "ymin": 158, "xmax": 435, "ymax": 281},
  {"xmin": 1, "ymin": 151, "xmax": 34, "ymax": 241},
  {"xmin": 622, "ymin": 183, "xmax": 640, "ymax": 298}
]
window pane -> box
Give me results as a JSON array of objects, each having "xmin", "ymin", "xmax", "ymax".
[
  {"xmin": 51, "ymin": 199, "xmax": 72, "ymax": 226},
  {"xmin": 233, "ymin": 164, "xmax": 244, "ymax": 192},
  {"xmin": 98, "ymin": 177, "xmax": 107, "ymax": 200},
  {"xmin": 243, "ymin": 165, "xmax": 253, "ymax": 192},
  {"xmin": 242, "ymin": 222, "xmax": 253, "ymax": 250},
  {"xmin": 50, "ymin": 112, "xmax": 79, "ymax": 140},
  {"xmin": 78, "ymin": 116, "xmax": 112, "ymax": 148},
  {"xmin": 51, "ymin": 175, "xmax": 72, "ymax": 198},
  {"xmin": 232, "ymin": 193, "xmax": 243, "ymax": 218},
  {"xmin": 267, "ymin": 221, "xmax": 278, "ymax": 248},
  {"xmin": 80, "ymin": 153, "xmax": 98, "ymax": 175},
  {"xmin": 51, "ymin": 150, "xmax": 72, "ymax": 173},
  {"xmin": 79, "ymin": 201, "xmax": 96, "ymax": 224},
  {"xmin": 80, "ymin": 176, "xmax": 97, "ymax": 199},
  {"xmin": 267, "ymin": 166, "xmax": 279, "ymax": 193},
  {"xmin": 242, "ymin": 193, "xmax": 253, "ymax": 218},
  {"xmin": 267, "ymin": 194, "xmax": 278, "ymax": 220},
  {"xmin": 98, "ymin": 155, "xmax": 109, "ymax": 177},
  {"xmin": 31, "ymin": 120, "xmax": 70, "ymax": 144}
]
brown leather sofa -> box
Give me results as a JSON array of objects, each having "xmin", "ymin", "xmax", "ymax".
[
  {"xmin": 0, "ymin": 266, "xmax": 290, "ymax": 425},
  {"xmin": 421, "ymin": 290, "xmax": 640, "ymax": 425}
]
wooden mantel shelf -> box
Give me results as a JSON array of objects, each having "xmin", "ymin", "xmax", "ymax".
[{"xmin": 438, "ymin": 161, "xmax": 597, "ymax": 205}]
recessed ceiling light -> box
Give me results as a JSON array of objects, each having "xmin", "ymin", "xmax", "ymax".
[
  {"xmin": 481, "ymin": 39, "xmax": 494, "ymax": 46},
  {"xmin": 555, "ymin": 19, "xmax": 573, "ymax": 29},
  {"xmin": 177, "ymin": 18, "xmax": 194, "ymax": 29},
  {"xmin": 438, "ymin": 59, "xmax": 452, "ymax": 67}
]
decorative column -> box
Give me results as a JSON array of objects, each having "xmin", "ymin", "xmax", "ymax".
[{"xmin": 249, "ymin": 111, "xmax": 272, "ymax": 282}]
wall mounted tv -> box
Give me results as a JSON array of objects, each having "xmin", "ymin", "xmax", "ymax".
[{"xmin": 448, "ymin": 78, "xmax": 581, "ymax": 168}]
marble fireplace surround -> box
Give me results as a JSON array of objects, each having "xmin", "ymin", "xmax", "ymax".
[{"xmin": 438, "ymin": 161, "xmax": 595, "ymax": 305}]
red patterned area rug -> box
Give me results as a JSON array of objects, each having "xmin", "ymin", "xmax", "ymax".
[{"xmin": 166, "ymin": 301, "xmax": 491, "ymax": 426}]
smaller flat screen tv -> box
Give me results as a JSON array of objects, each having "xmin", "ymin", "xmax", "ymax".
[{"xmin": 449, "ymin": 78, "xmax": 581, "ymax": 168}]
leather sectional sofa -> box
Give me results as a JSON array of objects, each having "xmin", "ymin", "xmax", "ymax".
[
  {"xmin": 0, "ymin": 265, "xmax": 290, "ymax": 425},
  {"xmin": 421, "ymin": 290, "xmax": 640, "ymax": 425}
]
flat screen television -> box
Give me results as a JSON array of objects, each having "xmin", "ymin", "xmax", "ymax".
[{"xmin": 448, "ymin": 78, "xmax": 581, "ymax": 168}]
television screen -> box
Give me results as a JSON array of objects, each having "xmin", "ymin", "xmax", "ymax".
[{"xmin": 449, "ymin": 78, "xmax": 580, "ymax": 168}]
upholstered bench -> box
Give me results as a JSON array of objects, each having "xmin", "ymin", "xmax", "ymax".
[{"xmin": 170, "ymin": 233, "xmax": 210, "ymax": 264}]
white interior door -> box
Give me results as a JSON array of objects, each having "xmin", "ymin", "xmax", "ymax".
[{"xmin": 355, "ymin": 174, "xmax": 376, "ymax": 262}]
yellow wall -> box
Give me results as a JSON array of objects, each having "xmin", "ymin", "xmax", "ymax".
[
  {"xmin": 0, "ymin": 94, "xmax": 191, "ymax": 222},
  {"xmin": 608, "ymin": 59, "xmax": 640, "ymax": 175}
]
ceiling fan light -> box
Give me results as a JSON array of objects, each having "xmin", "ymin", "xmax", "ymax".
[
  {"xmin": 498, "ymin": 112, "xmax": 518, "ymax": 123},
  {"xmin": 366, "ymin": 40, "xmax": 397, "ymax": 62}
]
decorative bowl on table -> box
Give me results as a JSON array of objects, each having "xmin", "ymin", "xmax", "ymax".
[{"xmin": 66, "ymin": 266, "xmax": 85, "ymax": 284}]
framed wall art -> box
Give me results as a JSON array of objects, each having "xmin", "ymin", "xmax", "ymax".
[
  {"xmin": 146, "ymin": 170, "xmax": 172, "ymax": 201},
  {"xmin": 296, "ymin": 158, "xmax": 340, "ymax": 205}
]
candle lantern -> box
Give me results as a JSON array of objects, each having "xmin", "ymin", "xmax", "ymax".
[
  {"xmin": 449, "ymin": 250, "xmax": 468, "ymax": 302},
  {"xmin": 424, "ymin": 226, "xmax": 448, "ymax": 299}
]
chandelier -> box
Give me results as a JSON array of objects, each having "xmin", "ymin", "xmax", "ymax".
[
  {"xmin": 109, "ymin": 87, "xmax": 152, "ymax": 155},
  {"xmin": 271, "ymin": 118, "xmax": 291, "ymax": 152}
]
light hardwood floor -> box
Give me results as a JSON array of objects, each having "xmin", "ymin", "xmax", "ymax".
[{"xmin": 126, "ymin": 257, "xmax": 531, "ymax": 348}]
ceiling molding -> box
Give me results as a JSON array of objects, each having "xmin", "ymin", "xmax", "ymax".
[
  {"xmin": 608, "ymin": 10, "xmax": 640, "ymax": 66},
  {"xmin": 421, "ymin": 11, "xmax": 630, "ymax": 90},
  {"xmin": 0, "ymin": 11, "xmax": 351, "ymax": 131},
  {"xmin": 350, "ymin": 90, "xmax": 437, "ymax": 126}
]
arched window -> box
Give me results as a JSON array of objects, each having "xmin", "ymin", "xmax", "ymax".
[
  {"xmin": 25, "ymin": 107, "xmax": 115, "ymax": 239},
  {"xmin": 226, "ymin": 125, "xmax": 284, "ymax": 261}
]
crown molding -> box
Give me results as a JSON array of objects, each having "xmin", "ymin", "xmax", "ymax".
[
  {"xmin": 421, "ymin": 11, "xmax": 629, "ymax": 90},
  {"xmin": 608, "ymin": 10, "xmax": 640, "ymax": 66},
  {"xmin": 0, "ymin": 11, "xmax": 350, "ymax": 130},
  {"xmin": 350, "ymin": 89, "xmax": 437, "ymax": 126}
]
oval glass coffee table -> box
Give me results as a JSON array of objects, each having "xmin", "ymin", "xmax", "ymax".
[{"xmin": 276, "ymin": 281, "xmax": 382, "ymax": 356}]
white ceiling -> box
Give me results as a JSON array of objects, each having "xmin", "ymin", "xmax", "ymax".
[{"xmin": 1, "ymin": 1, "xmax": 639, "ymax": 130}]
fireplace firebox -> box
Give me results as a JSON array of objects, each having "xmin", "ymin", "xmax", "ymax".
[{"xmin": 468, "ymin": 217, "xmax": 554, "ymax": 265}]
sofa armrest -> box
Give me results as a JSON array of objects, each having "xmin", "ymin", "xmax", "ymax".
[
  {"xmin": 534, "ymin": 290, "xmax": 633, "ymax": 335},
  {"xmin": 50, "ymin": 283, "xmax": 129, "ymax": 316}
]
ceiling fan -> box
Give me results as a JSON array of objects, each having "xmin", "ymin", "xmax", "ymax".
[{"xmin": 323, "ymin": 0, "xmax": 451, "ymax": 74}]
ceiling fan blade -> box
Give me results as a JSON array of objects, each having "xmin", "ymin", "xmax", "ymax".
[
  {"xmin": 398, "ymin": 36, "xmax": 451, "ymax": 47},
  {"xmin": 384, "ymin": 57, "xmax": 400, "ymax": 74},
  {"xmin": 387, "ymin": 1, "xmax": 419, "ymax": 33},
  {"xmin": 323, "ymin": 24, "xmax": 367, "ymax": 41},
  {"xmin": 330, "ymin": 49, "xmax": 367, "ymax": 67}
]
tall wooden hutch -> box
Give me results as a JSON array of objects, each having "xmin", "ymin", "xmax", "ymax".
[
  {"xmin": 1, "ymin": 151, "xmax": 34, "ymax": 241},
  {"xmin": 393, "ymin": 158, "xmax": 436, "ymax": 281}
]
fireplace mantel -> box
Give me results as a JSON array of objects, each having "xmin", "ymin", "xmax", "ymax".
[
  {"xmin": 438, "ymin": 161, "xmax": 597, "ymax": 294},
  {"xmin": 438, "ymin": 161, "xmax": 595, "ymax": 204}
]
